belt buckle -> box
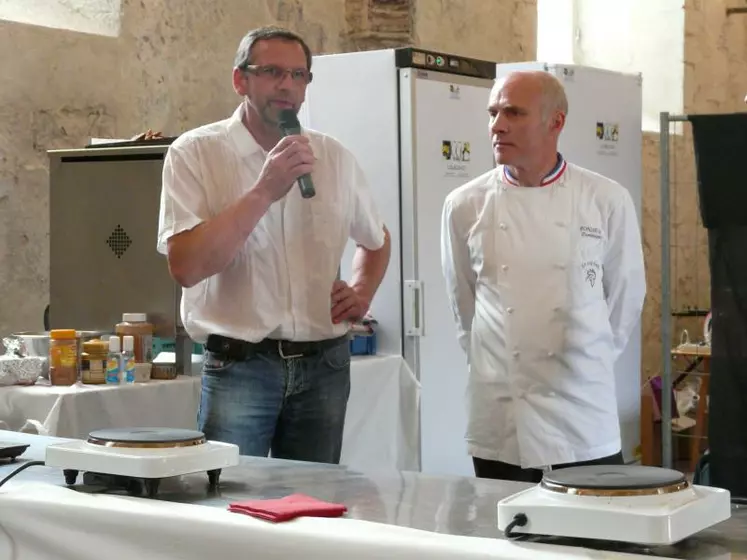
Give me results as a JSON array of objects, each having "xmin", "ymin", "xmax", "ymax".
[{"xmin": 277, "ymin": 340, "xmax": 303, "ymax": 359}]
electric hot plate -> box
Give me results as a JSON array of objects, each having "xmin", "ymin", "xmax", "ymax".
[
  {"xmin": 497, "ymin": 464, "xmax": 731, "ymax": 546},
  {"xmin": 44, "ymin": 427, "xmax": 240, "ymax": 498},
  {"xmin": 0, "ymin": 442, "xmax": 29, "ymax": 463}
]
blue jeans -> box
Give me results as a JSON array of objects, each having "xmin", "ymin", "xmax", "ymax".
[{"xmin": 197, "ymin": 339, "xmax": 351, "ymax": 464}]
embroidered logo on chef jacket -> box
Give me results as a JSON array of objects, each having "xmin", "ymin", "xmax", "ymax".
[
  {"xmin": 585, "ymin": 268, "xmax": 597, "ymax": 287},
  {"xmin": 580, "ymin": 225, "xmax": 603, "ymax": 240},
  {"xmin": 581, "ymin": 260, "xmax": 601, "ymax": 288}
]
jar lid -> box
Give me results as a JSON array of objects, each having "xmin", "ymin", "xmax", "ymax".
[
  {"xmin": 83, "ymin": 339, "xmax": 109, "ymax": 352},
  {"xmin": 50, "ymin": 329, "xmax": 77, "ymax": 339},
  {"xmin": 122, "ymin": 313, "xmax": 148, "ymax": 323}
]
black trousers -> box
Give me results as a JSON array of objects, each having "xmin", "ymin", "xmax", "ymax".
[{"xmin": 473, "ymin": 450, "xmax": 624, "ymax": 483}]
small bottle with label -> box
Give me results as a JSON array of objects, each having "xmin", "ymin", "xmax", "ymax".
[
  {"xmin": 106, "ymin": 336, "xmax": 121, "ymax": 384},
  {"xmin": 121, "ymin": 335, "xmax": 136, "ymax": 384}
]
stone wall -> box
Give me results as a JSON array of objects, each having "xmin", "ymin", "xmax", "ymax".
[
  {"xmin": 414, "ymin": 0, "xmax": 536, "ymax": 61},
  {"xmin": 0, "ymin": 22, "xmax": 120, "ymax": 337},
  {"xmin": 0, "ymin": 0, "xmax": 536, "ymax": 337},
  {"xmin": 639, "ymin": 0, "xmax": 747, "ymax": 380}
]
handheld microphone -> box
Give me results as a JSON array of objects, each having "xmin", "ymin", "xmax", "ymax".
[{"xmin": 278, "ymin": 109, "xmax": 316, "ymax": 199}]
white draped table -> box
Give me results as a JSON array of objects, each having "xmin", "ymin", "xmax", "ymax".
[{"xmin": 0, "ymin": 354, "xmax": 421, "ymax": 472}]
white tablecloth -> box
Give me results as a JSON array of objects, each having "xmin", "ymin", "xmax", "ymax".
[
  {"xmin": 0, "ymin": 482, "xmax": 650, "ymax": 560},
  {"xmin": 0, "ymin": 354, "xmax": 421, "ymax": 472},
  {"xmin": 343, "ymin": 355, "xmax": 420, "ymax": 472},
  {"xmin": 0, "ymin": 376, "xmax": 201, "ymax": 437}
]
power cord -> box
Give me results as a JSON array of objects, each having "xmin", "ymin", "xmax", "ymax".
[
  {"xmin": 504, "ymin": 513, "xmax": 528, "ymax": 539},
  {"xmin": 0, "ymin": 461, "xmax": 45, "ymax": 489}
]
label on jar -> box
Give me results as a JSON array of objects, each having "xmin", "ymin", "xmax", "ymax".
[
  {"xmin": 83, "ymin": 359, "xmax": 106, "ymax": 384},
  {"xmin": 106, "ymin": 357, "xmax": 120, "ymax": 384},
  {"xmin": 51, "ymin": 344, "xmax": 76, "ymax": 367},
  {"xmin": 118, "ymin": 333, "xmax": 154, "ymax": 363},
  {"xmin": 141, "ymin": 334, "xmax": 153, "ymax": 363}
]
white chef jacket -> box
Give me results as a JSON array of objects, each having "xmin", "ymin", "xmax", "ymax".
[
  {"xmin": 440, "ymin": 158, "xmax": 646, "ymax": 469},
  {"xmin": 157, "ymin": 104, "xmax": 386, "ymax": 344}
]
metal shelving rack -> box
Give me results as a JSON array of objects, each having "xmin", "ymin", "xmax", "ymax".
[{"xmin": 659, "ymin": 111, "xmax": 712, "ymax": 470}]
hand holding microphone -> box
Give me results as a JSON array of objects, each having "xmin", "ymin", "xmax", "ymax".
[
  {"xmin": 255, "ymin": 110, "xmax": 316, "ymax": 203},
  {"xmin": 277, "ymin": 109, "xmax": 316, "ymax": 199}
]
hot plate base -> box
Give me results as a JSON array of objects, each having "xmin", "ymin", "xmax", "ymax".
[{"xmin": 497, "ymin": 483, "xmax": 731, "ymax": 546}]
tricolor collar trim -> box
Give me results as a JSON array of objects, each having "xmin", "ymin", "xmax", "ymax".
[{"xmin": 503, "ymin": 154, "xmax": 566, "ymax": 187}]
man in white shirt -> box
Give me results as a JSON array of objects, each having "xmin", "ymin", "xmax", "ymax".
[
  {"xmin": 157, "ymin": 26, "xmax": 390, "ymax": 464},
  {"xmin": 440, "ymin": 70, "xmax": 646, "ymax": 482}
]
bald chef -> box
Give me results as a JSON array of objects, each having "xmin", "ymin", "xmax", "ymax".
[{"xmin": 440, "ymin": 70, "xmax": 646, "ymax": 483}]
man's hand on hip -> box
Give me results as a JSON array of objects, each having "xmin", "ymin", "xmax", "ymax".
[{"xmin": 330, "ymin": 280, "xmax": 369, "ymax": 324}]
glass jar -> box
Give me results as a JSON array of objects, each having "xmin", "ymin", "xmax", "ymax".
[
  {"xmin": 49, "ymin": 329, "xmax": 78, "ymax": 386},
  {"xmin": 81, "ymin": 339, "xmax": 109, "ymax": 384}
]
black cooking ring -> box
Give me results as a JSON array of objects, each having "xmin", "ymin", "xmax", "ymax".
[
  {"xmin": 541, "ymin": 465, "xmax": 687, "ymax": 490},
  {"xmin": 87, "ymin": 428, "xmax": 206, "ymax": 444}
]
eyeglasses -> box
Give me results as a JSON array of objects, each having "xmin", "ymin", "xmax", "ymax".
[{"xmin": 243, "ymin": 64, "xmax": 313, "ymax": 84}]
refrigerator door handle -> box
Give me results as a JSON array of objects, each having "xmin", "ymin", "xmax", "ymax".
[{"xmin": 404, "ymin": 280, "xmax": 424, "ymax": 336}]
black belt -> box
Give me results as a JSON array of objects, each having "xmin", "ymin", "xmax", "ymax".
[{"xmin": 205, "ymin": 333, "xmax": 348, "ymax": 361}]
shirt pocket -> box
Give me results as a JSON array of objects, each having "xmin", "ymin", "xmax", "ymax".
[
  {"xmin": 306, "ymin": 174, "xmax": 348, "ymax": 250},
  {"xmin": 207, "ymin": 155, "xmax": 271, "ymax": 252},
  {"xmin": 245, "ymin": 220, "xmax": 271, "ymax": 251}
]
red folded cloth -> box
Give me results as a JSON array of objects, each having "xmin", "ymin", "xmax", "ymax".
[{"xmin": 228, "ymin": 493, "xmax": 348, "ymax": 522}]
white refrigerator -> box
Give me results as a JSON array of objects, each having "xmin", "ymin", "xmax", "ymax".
[
  {"xmin": 495, "ymin": 62, "xmax": 644, "ymax": 465},
  {"xmin": 300, "ymin": 48, "xmax": 497, "ymax": 476}
]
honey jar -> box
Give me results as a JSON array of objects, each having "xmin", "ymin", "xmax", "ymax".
[
  {"xmin": 49, "ymin": 329, "xmax": 78, "ymax": 386},
  {"xmin": 81, "ymin": 339, "xmax": 109, "ymax": 384}
]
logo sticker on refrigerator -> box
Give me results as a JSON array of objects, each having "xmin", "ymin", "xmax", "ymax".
[
  {"xmin": 449, "ymin": 84, "xmax": 461, "ymax": 100},
  {"xmin": 595, "ymin": 122, "xmax": 619, "ymax": 157},
  {"xmin": 442, "ymin": 140, "xmax": 471, "ymax": 178}
]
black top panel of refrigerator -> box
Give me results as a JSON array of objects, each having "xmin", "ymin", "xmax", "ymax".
[{"xmin": 394, "ymin": 47, "xmax": 496, "ymax": 80}]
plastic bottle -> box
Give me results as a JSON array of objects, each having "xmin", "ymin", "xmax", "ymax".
[
  {"xmin": 115, "ymin": 313, "xmax": 154, "ymax": 363},
  {"xmin": 106, "ymin": 336, "xmax": 121, "ymax": 384},
  {"xmin": 122, "ymin": 335, "xmax": 136, "ymax": 384}
]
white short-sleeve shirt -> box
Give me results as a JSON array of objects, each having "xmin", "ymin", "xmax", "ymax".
[{"xmin": 157, "ymin": 104, "xmax": 386, "ymax": 344}]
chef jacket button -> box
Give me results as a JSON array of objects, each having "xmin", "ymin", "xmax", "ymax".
[
  {"xmin": 556, "ymin": 221, "xmax": 565, "ymax": 227},
  {"xmin": 507, "ymin": 307, "xmax": 514, "ymax": 314},
  {"xmin": 499, "ymin": 222, "xmax": 507, "ymax": 230},
  {"xmin": 501, "ymin": 264, "xmax": 509, "ymax": 271},
  {"xmin": 547, "ymin": 351, "xmax": 555, "ymax": 357},
  {"xmin": 512, "ymin": 351, "xmax": 520, "ymax": 359},
  {"xmin": 555, "ymin": 263, "xmax": 566, "ymax": 270}
]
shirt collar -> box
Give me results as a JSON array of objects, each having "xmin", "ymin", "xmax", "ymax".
[
  {"xmin": 502, "ymin": 153, "xmax": 567, "ymax": 187},
  {"xmin": 227, "ymin": 103, "xmax": 266, "ymax": 157}
]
